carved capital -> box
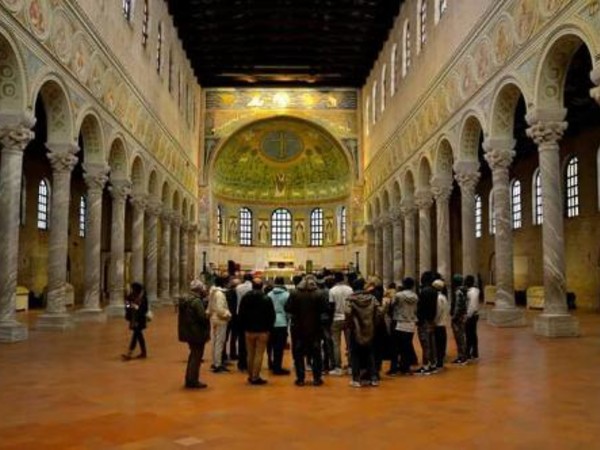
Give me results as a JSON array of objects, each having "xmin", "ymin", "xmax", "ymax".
[
  {"xmin": 0, "ymin": 125, "xmax": 34, "ymax": 152},
  {"xmin": 454, "ymin": 161, "xmax": 480, "ymax": 194},
  {"xmin": 430, "ymin": 176, "xmax": 453, "ymax": 203},
  {"xmin": 526, "ymin": 121, "xmax": 567, "ymax": 147},
  {"xmin": 145, "ymin": 198, "xmax": 162, "ymax": 217},
  {"xmin": 400, "ymin": 198, "xmax": 416, "ymax": 217},
  {"xmin": 48, "ymin": 150, "xmax": 78, "ymax": 174},
  {"xmin": 483, "ymin": 139, "xmax": 516, "ymax": 172},
  {"xmin": 130, "ymin": 193, "xmax": 148, "ymax": 211},
  {"xmin": 171, "ymin": 213, "xmax": 182, "ymax": 227},
  {"xmin": 390, "ymin": 206, "xmax": 403, "ymax": 222},
  {"xmin": 109, "ymin": 179, "xmax": 132, "ymax": 201},
  {"xmin": 83, "ymin": 163, "xmax": 109, "ymax": 192},
  {"xmin": 414, "ymin": 189, "xmax": 434, "ymax": 210}
]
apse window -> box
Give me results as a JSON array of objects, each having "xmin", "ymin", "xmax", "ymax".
[
  {"xmin": 475, "ymin": 195, "xmax": 482, "ymax": 238},
  {"xmin": 565, "ymin": 156, "xmax": 579, "ymax": 217},
  {"xmin": 142, "ymin": 0, "xmax": 149, "ymax": 46},
  {"xmin": 37, "ymin": 179, "xmax": 50, "ymax": 230},
  {"xmin": 310, "ymin": 208, "xmax": 324, "ymax": 247},
  {"xmin": 533, "ymin": 168, "xmax": 543, "ymax": 225},
  {"xmin": 511, "ymin": 179, "xmax": 522, "ymax": 229},
  {"xmin": 402, "ymin": 20, "xmax": 411, "ymax": 76},
  {"xmin": 122, "ymin": 0, "xmax": 133, "ymax": 21},
  {"xmin": 418, "ymin": 0, "xmax": 427, "ymax": 50},
  {"xmin": 239, "ymin": 207, "xmax": 253, "ymax": 246},
  {"xmin": 272, "ymin": 209, "xmax": 292, "ymax": 247},
  {"xmin": 340, "ymin": 206, "xmax": 347, "ymax": 245},
  {"xmin": 216, "ymin": 205, "xmax": 223, "ymax": 244}
]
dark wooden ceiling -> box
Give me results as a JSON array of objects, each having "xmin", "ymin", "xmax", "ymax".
[{"xmin": 166, "ymin": 0, "xmax": 404, "ymax": 87}]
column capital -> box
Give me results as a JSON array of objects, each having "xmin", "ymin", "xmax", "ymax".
[
  {"xmin": 379, "ymin": 213, "xmax": 393, "ymax": 227},
  {"xmin": 431, "ymin": 176, "xmax": 453, "ymax": 203},
  {"xmin": 414, "ymin": 189, "xmax": 433, "ymax": 210},
  {"xmin": 454, "ymin": 160, "xmax": 480, "ymax": 194},
  {"xmin": 161, "ymin": 207, "xmax": 173, "ymax": 222},
  {"xmin": 171, "ymin": 213, "xmax": 182, "ymax": 227},
  {"xmin": 83, "ymin": 163, "xmax": 109, "ymax": 192},
  {"xmin": 390, "ymin": 206, "xmax": 403, "ymax": 222},
  {"xmin": 400, "ymin": 198, "xmax": 416, "ymax": 217},
  {"xmin": 109, "ymin": 179, "xmax": 132, "ymax": 201},
  {"xmin": 187, "ymin": 223, "xmax": 198, "ymax": 233},
  {"xmin": 146, "ymin": 198, "xmax": 163, "ymax": 217},
  {"xmin": 526, "ymin": 121, "xmax": 567, "ymax": 148},
  {"xmin": 590, "ymin": 86, "xmax": 600, "ymax": 106},
  {"xmin": 130, "ymin": 193, "xmax": 148, "ymax": 211},
  {"xmin": 483, "ymin": 138, "xmax": 516, "ymax": 172},
  {"xmin": 0, "ymin": 124, "xmax": 34, "ymax": 152},
  {"xmin": 48, "ymin": 149, "xmax": 78, "ymax": 174}
]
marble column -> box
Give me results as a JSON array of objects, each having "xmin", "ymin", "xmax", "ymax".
[
  {"xmin": 483, "ymin": 139, "xmax": 526, "ymax": 327},
  {"xmin": 365, "ymin": 225, "xmax": 375, "ymax": 276},
  {"xmin": 374, "ymin": 221, "xmax": 383, "ymax": 278},
  {"xmin": 431, "ymin": 177, "xmax": 452, "ymax": 284},
  {"xmin": 526, "ymin": 110, "xmax": 579, "ymax": 337},
  {"xmin": 401, "ymin": 199, "xmax": 417, "ymax": 281},
  {"xmin": 188, "ymin": 224, "xmax": 197, "ymax": 280},
  {"xmin": 391, "ymin": 207, "xmax": 404, "ymax": 284},
  {"xmin": 130, "ymin": 193, "xmax": 147, "ymax": 284},
  {"xmin": 415, "ymin": 189, "xmax": 433, "ymax": 277},
  {"xmin": 180, "ymin": 220, "xmax": 189, "ymax": 291},
  {"xmin": 170, "ymin": 214, "xmax": 181, "ymax": 300},
  {"xmin": 105, "ymin": 179, "xmax": 131, "ymax": 317},
  {"xmin": 381, "ymin": 217, "xmax": 393, "ymax": 285},
  {"xmin": 454, "ymin": 161, "xmax": 480, "ymax": 278},
  {"xmin": 158, "ymin": 208, "xmax": 172, "ymax": 304},
  {"xmin": 144, "ymin": 199, "xmax": 162, "ymax": 307},
  {"xmin": 76, "ymin": 163, "xmax": 109, "ymax": 323},
  {"xmin": 37, "ymin": 144, "xmax": 78, "ymax": 331},
  {"xmin": 0, "ymin": 124, "xmax": 34, "ymax": 342}
]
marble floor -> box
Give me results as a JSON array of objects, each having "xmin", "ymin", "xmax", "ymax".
[{"xmin": 1, "ymin": 307, "xmax": 599, "ymax": 450}]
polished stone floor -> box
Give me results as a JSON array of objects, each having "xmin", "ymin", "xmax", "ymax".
[{"xmin": 1, "ymin": 307, "xmax": 599, "ymax": 449}]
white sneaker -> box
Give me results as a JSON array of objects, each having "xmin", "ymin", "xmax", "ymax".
[
  {"xmin": 349, "ymin": 380, "xmax": 361, "ymax": 388},
  {"xmin": 329, "ymin": 368, "xmax": 343, "ymax": 376}
]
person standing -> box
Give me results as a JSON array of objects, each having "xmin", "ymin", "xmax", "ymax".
[
  {"xmin": 286, "ymin": 274, "xmax": 329, "ymax": 386},
  {"xmin": 235, "ymin": 273, "xmax": 253, "ymax": 371},
  {"xmin": 464, "ymin": 275, "xmax": 480, "ymax": 361},
  {"xmin": 390, "ymin": 277, "xmax": 418, "ymax": 375},
  {"xmin": 432, "ymin": 278, "xmax": 449, "ymax": 370},
  {"xmin": 178, "ymin": 280, "xmax": 211, "ymax": 389},
  {"xmin": 267, "ymin": 276, "xmax": 291, "ymax": 375},
  {"xmin": 345, "ymin": 278, "xmax": 381, "ymax": 387},
  {"xmin": 415, "ymin": 271, "xmax": 438, "ymax": 375},
  {"xmin": 207, "ymin": 276, "xmax": 232, "ymax": 373},
  {"xmin": 450, "ymin": 274, "xmax": 468, "ymax": 365},
  {"xmin": 328, "ymin": 272, "xmax": 353, "ymax": 376},
  {"xmin": 225, "ymin": 277, "xmax": 240, "ymax": 361},
  {"xmin": 238, "ymin": 278, "xmax": 275, "ymax": 385},
  {"xmin": 122, "ymin": 282, "xmax": 149, "ymax": 361}
]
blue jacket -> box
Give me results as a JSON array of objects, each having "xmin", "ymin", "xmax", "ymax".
[{"xmin": 268, "ymin": 286, "xmax": 290, "ymax": 328}]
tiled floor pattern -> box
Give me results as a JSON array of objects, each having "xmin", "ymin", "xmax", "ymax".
[{"xmin": 1, "ymin": 308, "xmax": 600, "ymax": 449}]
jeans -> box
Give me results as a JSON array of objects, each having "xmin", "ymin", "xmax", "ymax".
[
  {"xmin": 331, "ymin": 320, "xmax": 347, "ymax": 369},
  {"xmin": 211, "ymin": 322, "xmax": 227, "ymax": 367},
  {"xmin": 451, "ymin": 318, "xmax": 467, "ymax": 360},
  {"xmin": 417, "ymin": 322, "xmax": 437, "ymax": 368},
  {"xmin": 185, "ymin": 343, "xmax": 205, "ymax": 386},
  {"xmin": 434, "ymin": 326, "xmax": 447, "ymax": 367},
  {"xmin": 389, "ymin": 329, "xmax": 402, "ymax": 372},
  {"xmin": 465, "ymin": 315, "xmax": 479, "ymax": 358},
  {"xmin": 128, "ymin": 328, "xmax": 146, "ymax": 355},
  {"xmin": 268, "ymin": 327, "xmax": 288, "ymax": 371},
  {"xmin": 245, "ymin": 332, "xmax": 269, "ymax": 380},
  {"xmin": 292, "ymin": 335, "xmax": 322, "ymax": 382},
  {"xmin": 349, "ymin": 337, "xmax": 378, "ymax": 382}
]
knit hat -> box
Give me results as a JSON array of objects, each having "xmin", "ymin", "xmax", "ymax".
[
  {"xmin": 190, "ymin": 279, "xmax": 205, "ymax": 291},
  {"xmin": 452, "ymin": 274, "xmax": 463, "ymax": 286}
]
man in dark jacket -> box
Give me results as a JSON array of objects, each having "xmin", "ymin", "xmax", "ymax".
[
  {"xmin": 415, "ymin": 271, "xmax": 438, "ymax": 375},
  {"xmin": 345, "ymin": 278, "xmax": 381, "ymax": 387},
  {"xmin": 238, "ymin": 278, "xmax": 275, "ymax": 385},
  {"xmin": 178, "ymin": 280, "xmax": 211, "ymax": 389},
  {"xmin": 285, "ymin": 274, "xmax": 329, "ymax": 386}
]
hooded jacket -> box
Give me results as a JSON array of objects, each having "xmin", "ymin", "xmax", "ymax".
[
  {"xmin": 345, "ymin": 290, "xmax": 379, "ymax": 346},
  {"xmin": 285, "ymin": 277, "xmax": 328, "ymax": 340},
  {"xmin": 268, "ymin": 285, "xmax": 290, "ymax": 328},
  {"xmin": 178, "ymin": 294, "xmax": 210, "ymax": 344}
]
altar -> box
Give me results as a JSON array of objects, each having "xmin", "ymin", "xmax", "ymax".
[{"xmin": 263, "ymin": 260, "xmax": 296, "ymax": 283}]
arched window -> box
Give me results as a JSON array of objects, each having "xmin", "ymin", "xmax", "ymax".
[
  {"xmin": 216, "ymin": 205, "xmax": 223, "ymax": 244},
  {"xmin": 371, "ymin": 82, "xmax": 377, "ymax": 125},
  {"xmin": 142, "ymin": 0, "xmax": 149, "ymax": 46},
  {"xmin": 435, "ymin": 0, "xmax": 448, "ymax": 24},
  {"xmin": 511, "ymin": 179, "xmax": 522, "ymax": 229},
  {"xmin": 239, "ymin": 207, "xmax": 252, "ymax": 246},
  {"xmin": 489, "ymin": 190, "xmax": 496, "ymax": 235},
  {"xmin": 156, "ymin": 22, "xmax": 163, "ymax": 74},
  {"xmin": 79, "ymin": 195, "xmax": 87, "ymax": 238},
  {"xmin": 475, "ymin": 195, "xmax": 482, "ymax": 238},
  {"xmin": 271, "ymin": 209, "xmax": 292, "ymax": 247},
  {"xmin": 365, "ymin": 97, "xmax": 370, "ymax": 135},
  {"xmin": 380, "ymin": 65, "xmax": 387, "ymax": 113},
  {"xmin": 532, "ymin": 168, "xmax": 543, "ymax": 225},
  {"xmin": 37, "ymin": 179, "xmax": 50, "ymax": 230},
  {"xmin": 390, "ymin": 44, "xmax": 397, "ymax": 96},
  {"xmin": 402, "ymin": 20, "xmax": 411, "ymax": 77},
  {"xmin": 418, "ymin": 0, "xmax": 427, "ymax": 52},
  {"xmin": 122, "ymin": 0, "xmax": 133, "ymax": 21},
  {"xmin": 310, "ymin": 208, "xmax": 324, "ymax": 247},
  {"xmin": 565, "ymin": 156, "xmax": 579, "ymax": 218},
  {"xmin": 340, "ymin": 206, "xmax": 347, "ymax": 245}
]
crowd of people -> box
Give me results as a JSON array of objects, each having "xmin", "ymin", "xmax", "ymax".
[{"xmin": 173, "ymin": 268, "xmax": 481, "ymax": 389}]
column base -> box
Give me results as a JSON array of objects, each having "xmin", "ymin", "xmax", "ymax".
[
  {"xmin": 487, "ymin": 308, "xmax": 527, "ymax": 327},
  {"xmin": 0, "ymin": 320, "xmax": 28, "ymax": 342},
  {"xmin": 534, "ymin": 313, "xmax": 580, "ymax": 337},
  {"xmin": 36, "ymin": 313, "xmax": 75, "ymax": 331},
  {"xmin": 75, "ymin": 308, "xmax": 107, "ymax": 323},
  {"xmin": 105, "ymin": 304, "xmax": 126, "ymax": 318}
]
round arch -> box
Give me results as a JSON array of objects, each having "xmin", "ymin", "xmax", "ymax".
[
  {"xmin": 77, "ymin": 111, "xmax": 105, "ymax": 164},
  {"xmin": 108, "ymin": 137, "xmax": 128, "ymax": 179},
  {"xmin": 417, "ymin": 156, "xmax": 433, "ymax": 189},
  {"xmin": 490, "ymin": 80, "xmax": 529, "ymax": 139},
  {"xmin": 130, "ymin": 155, "xmax": 146, "ymax": 193},
  {"xmin": 434, "ymin": 138, "xmax": 454, "ymax": 179},
  {"xmin": 459, "ymin": 115, "xmax": 485, "ymax": 161},
  {"xmin": 33, "ymin": 77, "xmax": 74, "ymax": 144},
  {"xmin": 0, "ymin": 29, "xmax": 27, "ymax": 115}
]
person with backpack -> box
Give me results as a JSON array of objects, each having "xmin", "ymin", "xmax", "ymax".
[{"xmin": 178, "ymin": 280, "xmax": 211, "ymax": 389}]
